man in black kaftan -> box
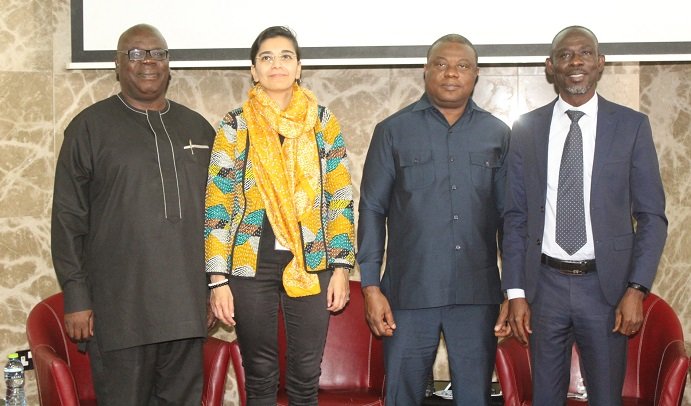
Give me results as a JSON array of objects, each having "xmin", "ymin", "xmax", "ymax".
[{"xmin": 51, "ymin": 24, "xmax": 215, "ymax": 405}]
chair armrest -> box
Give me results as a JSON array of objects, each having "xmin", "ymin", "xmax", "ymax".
[
  {"xmin": 203, "ymin": 337, "xmax": 233, "ymax": 406},
  {"xmin": 495, "ymin": 337, "xmax": 532, "ymax": 406},
  {"xmin": 654, "ymin": 340, "xmax": 689, "ymax": 406},
  {"xmin": 32, "ymin": 345, "xmax": 80, "ymax": 406}
]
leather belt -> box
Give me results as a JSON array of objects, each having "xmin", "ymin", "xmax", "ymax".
[{"xmin": 541, "ymin": 254, "xmax": 596, "ymax": 275}]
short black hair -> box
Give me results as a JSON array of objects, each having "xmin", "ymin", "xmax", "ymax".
[
  {"xmin": 250, "ymin": 26, "xmax": 301, "ymax": 64},
  {"xmin": 427, "ymin": 34, "xmax": 478, "ymax": 63},
  {"xmin": 550, "ymin": 26, "xmax": 600, "ymax": 58}
]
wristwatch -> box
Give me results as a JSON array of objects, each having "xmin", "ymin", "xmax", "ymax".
[{"xmin": 627, "ymin": 282, "xmax": 649, "ymax": 295}]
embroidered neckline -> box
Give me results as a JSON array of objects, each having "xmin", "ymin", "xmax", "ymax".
[{"xmin": 117, "ymin": 93, "xmax": 170, "ymax": 115}]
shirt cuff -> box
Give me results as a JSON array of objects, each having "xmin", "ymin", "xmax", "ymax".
[{"xmin": 506, "ymin": 288, "xmax": 526, "ymax": 300}]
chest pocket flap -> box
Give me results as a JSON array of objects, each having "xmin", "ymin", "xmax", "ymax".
[
  {"xmin": 397, "ymin": 149, "xmax": 435, "ymax": 191},
  {"xmin": 470, "ymin": 151, "xmax": 500, "ymax": 188}
]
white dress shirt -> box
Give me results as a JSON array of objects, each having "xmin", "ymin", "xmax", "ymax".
[{"xmin": 507, "ymin": 95, "xmax": 599, "ymax": 300}]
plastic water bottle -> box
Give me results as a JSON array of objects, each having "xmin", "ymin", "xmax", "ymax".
[{"xmin": 4, "ymin": 353, "xmax": 26, "ymax": 406}]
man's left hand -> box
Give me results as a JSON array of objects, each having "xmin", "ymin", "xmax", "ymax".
[{"xmin": 613, "ymin": 288, "xmax": 645, "ymax": 336}]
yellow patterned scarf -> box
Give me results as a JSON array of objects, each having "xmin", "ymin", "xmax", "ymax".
[{"xmin": 243, "ymin": 83, "xmax": 321, "ymax": 297}]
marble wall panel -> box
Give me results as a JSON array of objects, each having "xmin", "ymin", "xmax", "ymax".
[
  {"xmin": 597, "ymin": 64, "xmax": 640, "ymax": 110},
  {"xmin": 0, "ymin": 72, "xmax": 54, "ymax": 218},
  {"xmin": 168, "ymin": 69, "xmax": 250, "ymax": 126},
  {"xmin": 475, "ymin": 73, "xmax": 519, "ymax": 125},
  {"xmin": 0, "ymin": 0, "xmax": 53, "ymax": 72},
  {"xmin": 0, "ymin": 216, "xmax": 54, "ymax": 329},
  {"xmin": 52, "ymin": 0, "xmax": 71, "ymax": 72},
  {"xmin": 0, "ymin": 216, "xmax": 55, "ymax": 405},
  {"xmin": 640, "ymin": 63, "xmax": 691, "ymax": 346},
  {"xmin": 517, "ymin": 73, "xmax": 558, "ymax": 115}
]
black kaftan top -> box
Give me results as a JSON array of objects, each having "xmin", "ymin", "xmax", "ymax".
[{"xmin": 51, "ymin": 94, "xmax": 215, "ymax": 351}]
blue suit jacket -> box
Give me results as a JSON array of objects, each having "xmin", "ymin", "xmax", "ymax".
[{"xmin": 502, "ymin": 95, "xmax": 667, "ymax": 305}]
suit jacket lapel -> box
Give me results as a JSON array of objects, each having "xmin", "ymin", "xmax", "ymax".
[
  {"xmin": 533, "ymin": 100, "xmax": 556, "ymax": 196},
  {"xmin": 592, "ymin": 95, "xmax": 617, "ymax": 194}
]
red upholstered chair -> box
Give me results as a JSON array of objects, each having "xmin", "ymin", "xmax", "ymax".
[
  {"xmin": 231, "ymin": 280, "xmax": 386, "ymax": 405},
  {"xmin": 26, "ymin": 292, "xmax": 234, "ymax": 406},
  {"xmin": 495, "ymin": 293, "xmax": 690, "ymax": 406}
]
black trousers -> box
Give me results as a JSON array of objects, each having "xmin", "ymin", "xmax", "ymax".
[
  {"xmin": 87, "ymin": 337, "xmax": 204, "ymax": 406},
  {"xmin": 230, "ymin": 263, "xmax": 332, "ymax": 406}
]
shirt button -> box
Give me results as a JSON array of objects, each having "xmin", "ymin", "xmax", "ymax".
[
  {"xmin": 455, "ymin": 245, "xmax": 462, "ymax": 250},
  {"xmin": 449, "ymin": 156, "xmax": 455, "ymax": 162},
  {"xmin": 536, "ymin": 238, "xmax": 542, "ymax": 245},
  {"xmin": 451, "ymin": 185, "xmax": 457, "ymax": 190},
  {"xmin": 453, "ymin": 215, "xmax": 459, "ymax": 220}
]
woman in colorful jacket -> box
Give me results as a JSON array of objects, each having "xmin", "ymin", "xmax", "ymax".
[{"xmin": 204, "ymin": 26, "xmax": 355, "ymax": 405}]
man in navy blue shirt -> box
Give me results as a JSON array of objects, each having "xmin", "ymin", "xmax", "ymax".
[{"xmin": 357, "ymin": 34, "xmax": 511, "ymax": 405}]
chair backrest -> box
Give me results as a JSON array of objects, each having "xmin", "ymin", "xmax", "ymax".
[
  {"xmin": 494, "ymin": 335, "xmax": 532, "ymax": 405},
  {"xmin": 622, "ymin": 293, "xmax": 687, "ymax": 403},
  {"xmin": 26, "ymin": 292, "xmax": 96, "ymax": 404},
  {"xmin": 278, "ymin": 280, "xmax": 385, "ymax": 391},
  {"xmin": 228, "ymin": 339, "xmax": 247, "ymax": 405}
]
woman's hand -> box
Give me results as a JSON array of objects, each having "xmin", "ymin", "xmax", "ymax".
[
  {"xmin": 326, "ymin": 267, "xmax": 350, "ymax": 312},
  {"xmin": 209, "ymin": 276, "xmax": 236, "ymax": 326}
]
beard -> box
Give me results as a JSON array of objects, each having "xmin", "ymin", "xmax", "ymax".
[
  {"xmin": 559, "ymin": 75, "xmax": 596, "ymax": 96},
  {"xmin": 565, "ymin": 84, "xmax": 590, "ymax": 95}
]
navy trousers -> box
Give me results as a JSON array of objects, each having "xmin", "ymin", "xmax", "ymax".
[
  {"xmin": 530, "ymin": 263, "xmax": 628, "ymax": 406},
  {"xmin": 383, "ymin": 304, "xmax": 499, "ymax": 405}
]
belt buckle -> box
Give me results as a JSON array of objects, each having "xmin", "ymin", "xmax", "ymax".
[{"xmin": 570, "ymin": 268, "xmax": 585, "ymax": 275}]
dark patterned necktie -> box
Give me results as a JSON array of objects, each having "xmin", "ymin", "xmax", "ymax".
[{"xmin": 555, "ymin": 110, "xmax": 586, "ymax": 255}]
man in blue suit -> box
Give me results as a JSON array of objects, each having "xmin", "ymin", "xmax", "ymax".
[{"xmin": 501, "ymin": 26, "xmax": 667, "ymax": 405}]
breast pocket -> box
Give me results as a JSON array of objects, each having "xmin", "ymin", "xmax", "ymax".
[
  {"xmin": 179, "ymin": 140, "xmax": 212, "ymax": 186},
  {"xmin": 397, "ymin": 149, "xmax": 435, "ymax": 191},
  {"xmin": 470, "ymin": 152, "xmax": 500, "ymax": 190}
]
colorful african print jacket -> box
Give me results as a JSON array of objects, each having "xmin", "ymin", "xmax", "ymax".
[{"xmin": 205, "ymin": 105, "xmax": 355, "ymax": 277}]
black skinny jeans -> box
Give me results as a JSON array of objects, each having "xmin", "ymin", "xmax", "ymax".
[{"xmin": 230, "ymin": 261, "xmax": 331, "ymax": 406}]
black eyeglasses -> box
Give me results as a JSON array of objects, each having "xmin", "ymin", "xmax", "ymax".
[{"xmin": 117, "ymin": 48, "xmax": 169, "ymax": 62}]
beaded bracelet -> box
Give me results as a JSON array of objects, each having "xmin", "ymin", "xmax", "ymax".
[{"xmin": 208, "ymin": 279, "xmax": 229, "ymax": 289}]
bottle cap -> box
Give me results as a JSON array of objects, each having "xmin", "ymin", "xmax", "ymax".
[{"xmin": 8, "ymin": 353, "xmax": 19, "ymax": 359}]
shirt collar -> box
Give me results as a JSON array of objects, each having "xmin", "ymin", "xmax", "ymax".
[
  {"xmin": 413, "ymin": 93, "xmax": 481, "ymax": 116},
  {"xmin": 555, "ymin": 93, "xmax": 598, "ymax": 119}
]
